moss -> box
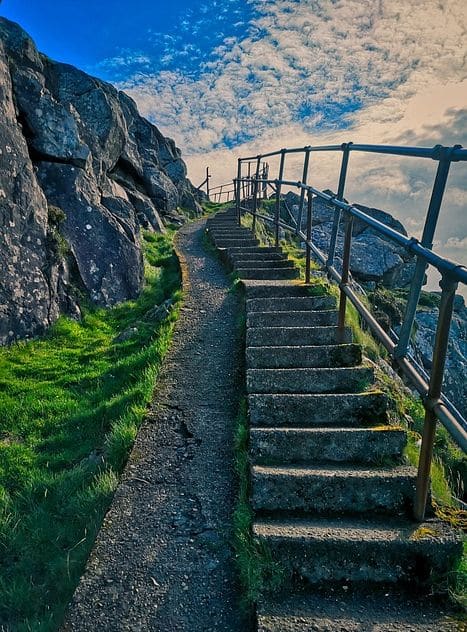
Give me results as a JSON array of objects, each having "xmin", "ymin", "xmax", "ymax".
[{"xmin": 48, "ymin": 205, "xmax": 66, "ymax": 225}]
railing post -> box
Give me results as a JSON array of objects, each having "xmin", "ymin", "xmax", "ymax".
[
  {"xmin": 262, "ymin": 163, "xmax": 269, "ymax": 199},
  {"xmin": 274, "ymin": 150, "xmax": 286, "ymax": 247},
  {"xmin": 305, "ymin": 190, "xmax": 313, "ymax": 284},
  {"xmin": 296, "ymin": 148, "xmax": 311, "ymax": 235},
  {"xmin": 236, "ymin": 159, "xmax": 242, "ymax": 225},
  {"xmin": 395, "ymin": 146, "xmax": 456, "ymax": 359},
  {"xmin": 338, "ymin": 215, "xmax": 354, "ymax": 333},
  {"xmin": 206, "ymin": 166, "xmax": 210, "ymax": 200},
  {"xmin": 414, "ymin": 274, "xmax": 458, "ymax": 521},
  {"xmin": 326, "ymin": 142, "xmax": 352, "ymax": 270},
  {"xmin": 252, "ymin": 157, "xmax": 261, "ymax": 235}
]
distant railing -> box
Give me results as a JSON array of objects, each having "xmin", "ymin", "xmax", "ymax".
[
  {"xmin": 233, "ymin": 142, "xmax": 467, "ymax": 521},
  {"xmin": 199, "ymin": 163, "xmax": 270, "ymax": 203}
]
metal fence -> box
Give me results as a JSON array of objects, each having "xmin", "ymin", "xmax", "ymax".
[{"xmin": 232, "ymin": 142, "xmax": 466, "ymax": 521}]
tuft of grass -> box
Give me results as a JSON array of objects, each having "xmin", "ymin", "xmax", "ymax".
[
  {"xmin": 232, "ymin": 400, "xmax": 285, "ymax": 608},
  {"xmin": 0, "ymin": 230, "xmax": 181, "ymax": 631}
]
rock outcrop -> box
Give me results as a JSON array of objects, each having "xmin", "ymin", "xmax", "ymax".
[
  {"xmin": 282, "ymin": 190, "xmax": 416, "ymax": 288},
  {"xmin": 0, "ymin": 18, "xmax": 201, "ymax": 345}
]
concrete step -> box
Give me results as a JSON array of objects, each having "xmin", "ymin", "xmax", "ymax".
[
  {"xmin": 250, "ymin": 426, "xmax": 407, "ymax": 464},
  {"xmin": 246, "ymin": 296, "xmax": 337, "ymax": 312},
  {"xmin": 248, "ymin": 392, "xmax": 388, "ymax": 427},
  {"xmin": 246, "ymin": 344, "xmax": 362, "ymax": 368},
  {"xmin": 246, "ymin": 366, "xmax": 374, "ymax": 394},
  {"xmin": 257, "ymin": 590, "xmax": 462, "ymax": 632},
  {"xmin": 206, "ymin": 218, "xmax": 237, "ymax": 225},
  {"xmin": 251, "ymin": 464, "xmax": 417, "ymax": 514},
  {"xmin": 244, "ymin": 283, "xmax": 328, "ymax": 299},
  {"xmin": 234, "ymin": 259, "xmax": 295, "ymax": 270},
  {"xmin": 215, "ymin": 238, "xmax": 260, "ymax": 248},
  {"xmin": 207, "ymin": 228, "xmax": 252, "ymax": 236},
  {"xmin": 230, "ymin": 253, "xmax": 288, "ymax": 263},
  {"xmin": 253, "ymin": 517, "xmax": 462, "ymax": 584},
  {"xmin": 226, "ymin": 247, "xmax": 283, "ymax": 255},
  {"xmin": 237, "ymin": 267, "xmax": 300, "ymax": 280},
  {"xmin": 247, "ymin": 310, "xmax": 339, "ymax": 327},
  {"xmin": 247, "ymin": 326, "xmax": 352, "ymax": 347}
]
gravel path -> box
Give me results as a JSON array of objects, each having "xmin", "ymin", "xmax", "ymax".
[{"xmin": 63, "ymin": 219, "xmax": 247, "ymax": 631}]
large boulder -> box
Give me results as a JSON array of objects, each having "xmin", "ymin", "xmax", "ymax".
[
  {"xmin": 0, "ymin": 17, "xmax": 201, "ymax": 343},
  {"xmin": 281, "ymin": 190, "xmax": 416, "ymax": 288}
]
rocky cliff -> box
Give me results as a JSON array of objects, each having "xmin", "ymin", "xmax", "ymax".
[{"xmin": 0, "ymin": 18, "xmax": 201, "ymax": 345}]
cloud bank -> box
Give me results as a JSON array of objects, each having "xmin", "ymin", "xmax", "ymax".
[{"xmin": 117, "ymin": 0, "xmax": 466, "ymax": 287}]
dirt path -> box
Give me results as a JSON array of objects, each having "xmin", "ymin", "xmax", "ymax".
[{"xmin": 64, "ymin": 218, "xmax": 247, "ymax": 631}]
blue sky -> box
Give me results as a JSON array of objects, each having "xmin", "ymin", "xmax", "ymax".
[{"xmin": 1, "ymin": 0, "xmax": 466, "ymax": 271}]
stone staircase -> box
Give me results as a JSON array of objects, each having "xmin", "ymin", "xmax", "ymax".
[{"xmin": 207, "ymin": 208, "xmax": 463, "ymax": 630}]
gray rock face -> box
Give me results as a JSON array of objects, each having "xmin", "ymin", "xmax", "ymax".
[
  {"xmin": 412, "ymin": 299, "xmax": 467, "ymax": 417},
  {"xmin": 282, "ymin": 190, "xmax": 415, "ymax": 288},
  {"xmin": 0, "ymin": 17, "xmax": 201, "ymax": 344}
]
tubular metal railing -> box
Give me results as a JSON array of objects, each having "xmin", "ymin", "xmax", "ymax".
[{"xmin": 232, "ymin": 142, "xmax": 467, "ymax": 521}]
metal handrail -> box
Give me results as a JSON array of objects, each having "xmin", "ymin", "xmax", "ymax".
[{"xmin": 233, "ymin": 142, "xmax": 466, "ymax": 522}]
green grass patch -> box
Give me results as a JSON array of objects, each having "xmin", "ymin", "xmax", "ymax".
[{"xmin": 0, "ymin": 230, "xmax": 182, "ymax": 630}]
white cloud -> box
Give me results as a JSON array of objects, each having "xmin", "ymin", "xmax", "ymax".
[{"xmin": 118, "ymin": 0, "xmax": 466, "ymax": 276}]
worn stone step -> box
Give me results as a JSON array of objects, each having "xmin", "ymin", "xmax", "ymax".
[
  {"xmin": 244, "ymin": 283, "xmax": 328, "ymax": 299},
  {"xmin": 226, "ymin": 247, "xmax": 283, "ymax": 255},
  {"xmin": 206, "ymin": 222, "xmax": 238, "ymax": 229},
  {"xmin": 249, "ymin": 392, "xmax": 388, "ymax": 426},
  {"xmin": 247, "ymin": 326, "xmax": 352, "ymax": 347},
  {"xmin": 246, "ymin": 296, "xmax": 337, "ymax": 312},
  {"xmin": 237, "ymin": 267, "xmax": 300, "ymax": 280},
  {"xmin": 230, "ymin": 253, "xmax": 288, "ymax": 263},
  {"xmin": 206, "ymin": 218, "xmax": 237, "ymax": 225},
  {"xmin": 234, "ymin": 259, "xmax": 295, "ymax": 270},
  {"xmin": 251, "ymin": 464, "xmax": 417, "ymax": 514},
  {"xmin": 250, "ymin": 426, "xmax": 407, "ymax": 464},
  {"xmin": 247, "ymin": 310, "xmax": 339, "ymax": 327},
  {"xmin": 215, "ymin": 238, "xmax": 260, "ymax": 248},
  {"xmin": 247, "ymin": 366, "xmax": 374, "ymax": 394},
  {"xmin": 207, "ymin": 228, "xmax": 252, "ymax": 236},
  {"xmin": 257, "ymin": 590, "xmax": 462, "ymax": 632},
  {"xmin": 246, "ymin": 344, "xmax": 362, "ymax": 368},
  {"xmin": 253, "ymin": 517, "xmax": 462, "ymax": 584}
]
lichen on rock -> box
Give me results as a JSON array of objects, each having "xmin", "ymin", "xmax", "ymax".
[{"xmin": 0, "ymin": 17, "xmax": 202, "ymax": 344}]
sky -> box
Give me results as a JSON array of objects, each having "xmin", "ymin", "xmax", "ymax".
[{"xmin": 1, "ymin": 0, "xmax": 466, "ymax": 287}]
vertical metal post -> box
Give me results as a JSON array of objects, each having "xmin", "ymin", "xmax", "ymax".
[
  {"xmin": 296, "ymin": 148, "xmax": 311, "ymax": 235},
  {"xmin": 236, "ymin": 159, "xmax": 242, "ymax": 225},
  {"xmin": 414, "ymin": 274, "xmax": 458, "ymax": 521},
  {"xmin": 252, "ymin": 157, "xmax": 261, "ymax": 234},
  {"xmin": 247, "ymin": 162, "xmax": 251, "ymax": 199},
  {"xmin": 395, "ymin": 147, "xmax": 455, "ymax": 359},
  {"xmin": 338, "ymin": 215, "xmax": 354, "ymax": 332},
  {"xmin": 262, "ymin": 163, "xmax": 269, "ymax": 199},
  {"xmin": 305, "ymin": 191, "xmax": 313, "ymax": 284},
  {"xmin": 326, "ymin": 143, "xmax": 352, "ymax": 270},
  {"xmin": 274, "ymin": 150, "xmax": 286, "ymax": 247},
  {"xmin": 206, "ymin": 166, "xmax": 210, "ymax": 200}
]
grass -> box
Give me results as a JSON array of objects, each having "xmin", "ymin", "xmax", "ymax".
[{"xmin": 0, "ymin": 230, "xmax": 182, "ymax": 631}]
